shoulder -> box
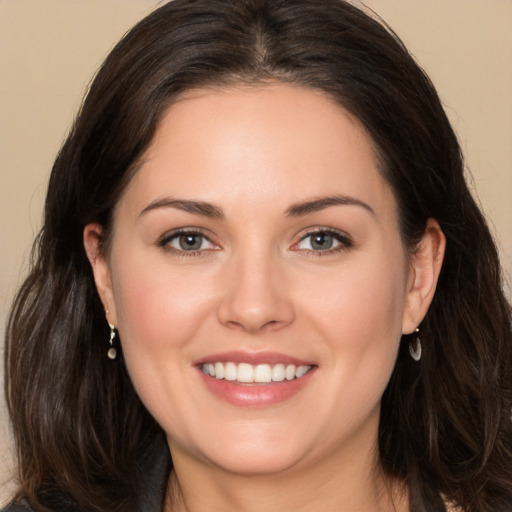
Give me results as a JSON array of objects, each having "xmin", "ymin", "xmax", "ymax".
[
  {"xmin": 1, "ymin": 495, "xmax": 79, "ymax": 512},
  {"xmin": 1, "ymin": 500, "xmax": 33, "ymax": 512}
]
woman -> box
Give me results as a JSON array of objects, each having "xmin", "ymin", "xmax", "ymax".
[{"xmin": 4, "ymin": 0, "xmax": 511, "ymax": 511}]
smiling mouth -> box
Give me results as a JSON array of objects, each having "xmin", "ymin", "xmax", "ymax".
[{"xmin": 201, "ymin": 362, "xmax": 312, "ymax": 384}]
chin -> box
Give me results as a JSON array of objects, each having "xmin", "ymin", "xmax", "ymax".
[
  {"xmin": 207, "ymin": 447, "xmax": 306, "ymax": 477},
  {"xmin": 171, "ymin": 423, "xmax": 314, "ymax": 477}
]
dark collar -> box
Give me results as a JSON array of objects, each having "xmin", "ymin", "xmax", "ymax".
[
  {"xmin": 137, "ymin": 432, "xmax": 173, "ymax": 512},
  {"xmin": 2, "ymin": 434, "xmax": 173, "ymax": 512}
]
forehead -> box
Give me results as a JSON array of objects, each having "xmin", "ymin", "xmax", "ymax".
[{"xmin": 116, "ymin": 83, "xmax": 396, "ymax": 221}]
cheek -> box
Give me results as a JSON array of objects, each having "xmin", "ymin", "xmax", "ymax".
[
  {"xmin": 110, "ymin": 254, "xmax": 214, "ymax": 359},
  {"xmin": 302, "ymin": 249, "xmax": 408, "ymax": 387},
  {"xmin": 108, "ymin": 255, "xmax": 220, "ymax": 429},
  {"xmin": 306, "ymin": 252, "xmax": 407, "ymax": 335}
]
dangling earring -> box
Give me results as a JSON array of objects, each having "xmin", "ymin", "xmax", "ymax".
[
  {"xmin": 105, "ymin": 311, "xmax": 117, "ymax": 360},
  {"xmin": 107, "ymin": 322, "xmax": 117, "ymax": 360},
  {"xmin": 409, "ymin": 327, "xmax": 422, "ymax": 361}
]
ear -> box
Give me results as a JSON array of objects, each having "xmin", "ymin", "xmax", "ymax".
[
  {"xmin": 83, "ymin": 223, "xmax": 118, "ymax": 326},
  {"xmin": 402, "ymin": 218, "xmax": 446, "ymax": 334}
]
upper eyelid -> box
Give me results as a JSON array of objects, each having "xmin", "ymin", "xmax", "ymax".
[
  {"xmin": 160, "ymin": 226, "xmax": 212, "ymax": 238},
  {"xmin": 296, "ymin": 226, "xmax": 351, "ymax": 241},
  {"xmin": 157, "ymin": 226, "xmax": 352, "ymax": 249},
  {"xmin": 293, "ymin": 228, "xmax": 353, "ymax": 251},
  {"xmin": 158, "ymin": 227, "xmax": 216, "ymax": 246}
]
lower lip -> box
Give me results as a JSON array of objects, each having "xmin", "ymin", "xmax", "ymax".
[{"xmin": 197, "ymin": 368, "xmax": 315, "ymax": 407}]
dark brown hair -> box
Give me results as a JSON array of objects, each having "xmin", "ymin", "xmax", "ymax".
[{"xmin": 5, "ymin": 1, "xmax": 512, "ymax": 511}]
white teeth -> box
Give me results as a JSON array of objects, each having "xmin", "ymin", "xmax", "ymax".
[
  {"xmin": 224, "ymin": 362, "xmax": 237, "ymax": 381},
  {"xmin": 214, "ymin": 362, "xmax": 224, "ymax": 379},
  {"xmin": 272, "ymin": 364, "xmax": 285, "ymax": 382},
  {"xmin": 201, "ymin": 362, "xmax": 312, "ymax": 383},
  {"xmin": 296, "ymin": 365, "xmax": 309, "ymax": 378},
  {"xmin": 237, "ymin": 363, "xmax": 254, "ymax": 383},
  {"xmin": 254, "ymin": 364, "xmax": 272, "ymax": 383},
  {"xmin": 285, "ymin": 364, "xmax": 296, "ymax": 380}
]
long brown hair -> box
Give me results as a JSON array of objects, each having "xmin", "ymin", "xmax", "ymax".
[{"xmin": 5, "ymin": 1, "xmax": 512, "ymax": 511}]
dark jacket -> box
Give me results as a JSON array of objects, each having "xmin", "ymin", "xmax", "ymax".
[{"xmin": 2, "ymin": 436, "xmax": 172, "ymax": 512}]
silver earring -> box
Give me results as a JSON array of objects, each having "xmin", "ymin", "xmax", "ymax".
[
  {"xmin": 106, "ymin": 313, "xmax": 117, "ymax": 360},
  {"xmin": 409, "ymin": 327, "xmax": 422, "ymax": 361}
]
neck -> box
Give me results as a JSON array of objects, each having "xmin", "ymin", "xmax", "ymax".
[{"xmin": 164, "ymin": 437, "xmax": 408, "ymax": 512}]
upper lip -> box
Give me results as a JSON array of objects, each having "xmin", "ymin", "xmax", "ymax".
[{"xmin": 194, "ymin": 351, "xmax": 315, "ymax": 367}]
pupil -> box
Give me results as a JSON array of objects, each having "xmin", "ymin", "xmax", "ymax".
[
  {"xmin": 179, "ymin": 234, "xmax": 201, "ymax": 250},
  {"xmin": 311, "ymin": 233, "xmax": 333, "ymax": 250}
]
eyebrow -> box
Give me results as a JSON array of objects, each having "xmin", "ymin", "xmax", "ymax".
[
  {"xmin": 138, "ymin": 194, "xmax": 374, "ymax": 220},
  {"xmin": 285, "ymin": 195, "xmax": 375, "ymax": 217},
  {"xmin": 139, "ymin": 198, "xmax": 224, "ymax": 219}
]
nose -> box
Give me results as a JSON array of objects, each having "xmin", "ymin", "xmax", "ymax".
[{"xmin": 216, "ymin": 248, "xmax": 296, "ymax": 334}]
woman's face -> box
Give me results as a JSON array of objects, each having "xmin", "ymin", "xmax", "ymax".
[{"xmin": 86, "ymin": 84, "xmax": 439, "ymax": 477}]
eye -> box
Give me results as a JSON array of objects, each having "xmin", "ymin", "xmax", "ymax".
[
  {"xmin": 160, "ymin": 230, "xmax": 218, "ymax": 253},
  {"xmin": 293, "ymin": 229, "xmax": 352, "ymax": 253}
]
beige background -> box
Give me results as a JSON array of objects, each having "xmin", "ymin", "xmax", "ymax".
[{"xmin": 1, "ymin": 0, "xmax": 511, "ymax": 504}]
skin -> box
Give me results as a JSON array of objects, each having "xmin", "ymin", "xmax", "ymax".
[{"xmin": 84, "ymin": 84, "xmax": 445, "ymax": 512}]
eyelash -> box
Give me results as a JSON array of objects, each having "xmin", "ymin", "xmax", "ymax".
[
  {"xmin": 158, "ymin": 227, "xmax": 353, "ymax": 257},
  {"xmin": 158, "ymin": 228, "xmax": 218, "ymax": 258},
  {"xmin": 293, "ymin": 228, "xmax": 353, "ymax": 256}
]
